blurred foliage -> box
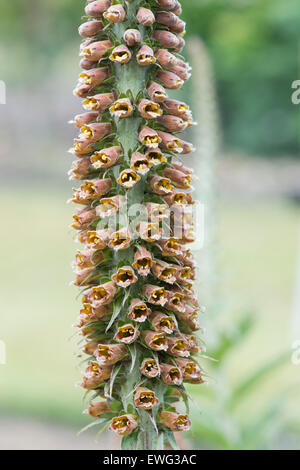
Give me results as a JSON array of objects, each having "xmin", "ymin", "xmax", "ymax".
[
  {"xmin": 188, "ymin": 313, "xmax": 299, "ymax": 450},
  {"xmin": 1, "ymin": 0, "xmax": 299, "ymax": 155}
]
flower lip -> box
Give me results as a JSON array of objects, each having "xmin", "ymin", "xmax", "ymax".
[
  {"xmin": 134, "ymin": 387, "xmax": 158, "ymax": 410},
  {"xmin": 143, "ymin": 284, "xmax": 168, "ymax": 306},
  {"xmin": 168, "ymin": 336, "xmax": 191, "ymax": 358},
  {"xmin": 114, "ymin": 324, "xmax": 140, "ymax": 344},
  {"xmin": 128, "ymin": 299, "xmax": 151, "ymax": 322},
  {"xmin": 109, "ymin": 45, "xmax": 132, "ymax": 64},
  {"xmin": 108, "ymin": 228, "xmax": 132, "ymax": 251},
  {"xmin": 140, "ymin": 358, "xmax": 160, "ymax": 378},
  {"xmin": 90, "ymin": 146, "xmax": 122, "ymax": 169},
  {"xmin": 160, "ymin": 363, "xmax": 183, "ymax": 385},
  {"xmin": 150, "ymin": 311, "xmax": 176, "ymax": 334},
  {"xmin": 145, "ymin": 148, "xmax": 166, "ymax": 165},
  {"xmin": 109, "ymin": 414, "xmax": 138, "ymax": 436},
  {"xmin": 117, "ymin": 169, "xmax": 140, "ymax": 189},
  {"xmin": 109, "ymin": 98, "xmax": 134, "ymax": 118},
  {"xmin": 130, "ymin": 152, "xmax": 152, "ymax": 174},
  {"xmin": 136, "ymin": 45, "xmax": 156, "ymax": 66},
  {"xmin": 138, "ymin": 99, "xmax": 163, "ymax": 119},
  {"xmin": 112, "ymin": 266, "xmax": 138, "ymax": 287}
]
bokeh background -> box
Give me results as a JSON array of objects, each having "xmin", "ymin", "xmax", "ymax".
[{"xmin": 0, "ymin": 0, "xmax": 300, "ymax": 450}]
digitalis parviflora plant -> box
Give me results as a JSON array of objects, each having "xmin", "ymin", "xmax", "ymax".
[{"xmin": 70, "ymin": 0, "xmax": 207, "ymax": 450}]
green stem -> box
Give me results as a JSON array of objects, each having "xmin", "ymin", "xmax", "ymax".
[{"xmin": 112, "ymin": 0, "xmax": 157, "ymax": 451}]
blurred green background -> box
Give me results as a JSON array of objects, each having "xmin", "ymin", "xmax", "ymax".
[{"xmin": 0, "ymin": 0, "xmax": 300, "ymax": 450}]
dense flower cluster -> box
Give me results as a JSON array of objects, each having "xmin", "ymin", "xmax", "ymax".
[{"xmin": 70, "ymin": 0, "xmax": 206, "ymax": 449}]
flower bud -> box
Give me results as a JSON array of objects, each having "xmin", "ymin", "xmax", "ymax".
[
  {"xmin": 134, "ymin": 387, "xmax": 158, "ymax": 410},
  {"xmin": 123, "ymin": 29, "xmax": 141, "ymax": 47},
  {"xmin": 110, "ymin": 414, "xmax": 138, "ymax": 436},
  {"xmin": 108, "ymin": 228, "xmax": 132, "ymax": 251},
  {"xmin": 68, "ymin": 157, "xmax": 90, "ymax": 180},
  {"xmin": 103, "ymin": 4, "xmax": 126, "ymax": 23},
  {"xmin": 73, "ymin": 83, "xmax": 93, "ymax": 98},
  {"xmin": 73, "ymin": 112, "xmax": 99, "ymax": 128},
  {"xmin": 128, "ymin": 299, "xmax": 151, "ymax": 322},
  {"xmin": 83, "ymin": 93, "xmax": 115, "ymax": 112},
  {"xmin": 142, "ymin": 330, "xmax": 168, "ymax": 351},
  {"xmin": 157, "ymin": 115, "xmax": 187, "ymax": 133},
  {"xmin": 156, "ymin": 0, "xmax": 177, "ymax": 10},
  {"xmin": 136, "ymin": 7, "xmax": 155, "ymax": 26},
  {"xmin": 171, "ymin": 0, "xmax": 182, "ymax": 16},
  {"xmin": 136, "ymin": 45, "xmax": 156, "ymax": 66},
  {"xmin": 112, "ymin": 266, "xmax": 138, "ymax": 287},
  {"xmin": 140, "ymin": 358, "xmax": 160, "ymax": 378},
  {"xmin": 138, "ymin": 99, "xmax": 163, "ymax": 119},
  {"xmin": 142, "ymin": 285, "xmax": 168, "ymax": 306},
  {"xmin": 109, "ymin": 98, "xmax": 134, "ymax": 118},
  {"xmin": 139, "ymin": 126, "xmax": 161, "ymax": 148},
  {"xmin": 147, "ymin": 81, "xmax": 168, "ymax": 103},
  {"xmin": 155, "ymin": 48, "xmax": 178, "ymax": 68},
  {"xmin": 79, "ymin": 20, "xmax": 104, "ymax": 37},
  {"xmin": 160, "ymin": 412, "xmax": 191, "ymax": 432},
  {"xmin": 160, "ymin": 363, "xmax": 183, "ymax": 385},
  {"xmin": 110, "ymin": 45, "xmax": 131, "ymax": 64},
  {"xmin": 152, "ymin": 30, "xmax": 179, "ymax": 49},
  {"xmin": 114, "ymin": 324, "xmax": 140, "ymax": 344},
  {"xmin": 170, "ymin": 19, "xmax": 186, "ymax": 34},
  {"xmin": 85, "ymin": 0, "xmax": 112, "ymax": 18},
  {"xmin": 80, "ymin": 40, "xmax": 112, "ymax": 61},
  {"xmin": 156, "ymin": 70, "xmax": 184, "ymax": 90},
  {"xmin": 155, "ymin": 11, "xmax": 178, "ymax": 28},
  {"xmin": 167, "ymin": 64, "xmax": 190, "ymax": 81},
  {"xmin": 96, "ymin": 195, "xmax": 125, "ymax": 218},
  {"xmin": 80, "ymin": 58, "xmax": 98, "ymax": 70},
  {"xmin": 150, "ymin": 311, "xmax": 176, "ymax": 334},
  {"xmin": 94, "ymin": 343, "xmax": 128, "ymax": 366},
  {"xmin": 132, "ymin": 246, "xmax": 154, "ymax": 276},
  {"xmin": 90, "ymin": 146, "xmax": 122, "ymax": 169},
  {"xmin": 117, "ymin": 169, "xmax": 140, "ymax": 189},
  {"xmin": 85, "ymin": 400, "xmax": 112, "ymax": 417},
  {"xmin": 174, "ymin": 36, "xmax": 185, "ymax": 53}
]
